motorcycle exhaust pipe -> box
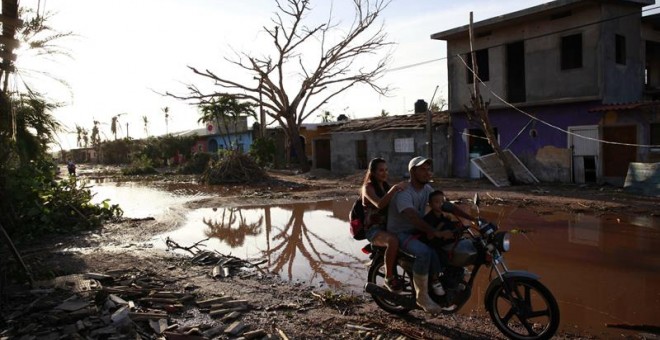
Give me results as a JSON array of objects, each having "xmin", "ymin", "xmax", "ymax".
[{"xmin": 364, "ymin": 282, "xmax": 417, "ymax": 309}]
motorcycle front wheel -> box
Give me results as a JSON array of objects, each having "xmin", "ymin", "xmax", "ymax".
[
  {"xmin": 367, "ymin": 258, "xmax": 414, "ymax": 315},
  {"xmin": 487, "ymin": 277, "xmax": 560, "ymax": 340}
]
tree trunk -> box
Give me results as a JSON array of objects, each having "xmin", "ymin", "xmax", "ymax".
[
  {"xmin": 286, "ymin": 118, "xmax": 310, "ymax": 173},
  {"xmin": 479, "ymin": 106, "xmax": 517, "ymax": 184}
]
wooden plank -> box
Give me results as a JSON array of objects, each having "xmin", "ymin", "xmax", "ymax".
[{"xmin": 471, "ymin": 150, "xmax": 538, "ymax": 187}]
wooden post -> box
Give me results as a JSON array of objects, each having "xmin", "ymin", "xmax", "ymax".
[
  {"xmin": 467, "ymin": 12, "xmax": 517, "ymax": 185},
  {"xmin": 0, "ymin": 222, "xmax": 34, "ymax": 287},
  {"xmin": 427, "ymin": 86, "xmax": 439, "ymax": 160},
  {"xmin": 469, "ymin": 12, "xmax": 479, "ymax": 99}
]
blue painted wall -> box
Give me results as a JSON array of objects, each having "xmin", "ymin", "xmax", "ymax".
[
  {"xmin": 206, "ymin": 132, "xmax": 254, "ymax": 153},
  {"xmin": 451, "ymin": 101, "xmax": 603, "ymax": 178}
]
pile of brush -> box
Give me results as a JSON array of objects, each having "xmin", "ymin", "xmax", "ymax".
[{"xmin": 201, "ymin": 151, "xmax": 267, "ymax": 184}]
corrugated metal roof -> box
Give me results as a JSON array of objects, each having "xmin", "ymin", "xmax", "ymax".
[
  {"xmin": 331, "ymin": 112, "xmax": 450, "ymax": 132},
  {"xmin": 588, "ymin": 101, "xmax": 660, "ymax": 112}
]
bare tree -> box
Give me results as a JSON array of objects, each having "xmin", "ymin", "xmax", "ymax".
[
  {"xmin": 169, "ymin": 0, "xmax": 392, "ymax": 172},
  {"xmin": 464, "ymin": 12, "xmax": 517, "ymax": 184}
]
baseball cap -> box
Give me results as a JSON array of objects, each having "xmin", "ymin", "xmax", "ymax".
[{"xmin": 408, "ymin": 156, "xmax": 432, "ymax": 172}]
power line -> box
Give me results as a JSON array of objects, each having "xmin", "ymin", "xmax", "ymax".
[
  {"xmin": 456, "ymin": 54, "xmax": 660, "ymax": 148},
  {"xmin": 384, "ymin": 4, "xmax": 660, "ymax": 74}
]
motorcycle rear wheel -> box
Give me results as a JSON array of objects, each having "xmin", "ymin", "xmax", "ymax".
[
  {"xmin": 367, "ymin": 258, "xmax": 414, "ymax": 315},
  {"xmin": 487, "ymin": 277, "xmax": 560, "ymax": 340}
]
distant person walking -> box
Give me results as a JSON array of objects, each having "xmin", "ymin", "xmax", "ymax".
[{"xmin": 67, "ymin": 159, "xmax": 76, "ymax": 176}]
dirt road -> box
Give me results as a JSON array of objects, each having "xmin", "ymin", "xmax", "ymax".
[{"xmin": 2, "ymin": 170, "xmax": 657, "ymax": 339}]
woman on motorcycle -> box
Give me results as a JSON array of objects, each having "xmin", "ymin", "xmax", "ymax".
[{"xmin": 361, "ymin": 158, "xmax": 407, "ymax": 292}]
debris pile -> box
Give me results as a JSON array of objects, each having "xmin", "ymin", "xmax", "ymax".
[
  {"xmin": 201, "ymin": 153, "xmax": 267, "ymax": 184},
  {"xmin": 0, "ymin": 267, "xmax": 277, "ymax": 339}
]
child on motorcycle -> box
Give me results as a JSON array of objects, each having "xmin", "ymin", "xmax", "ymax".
[{"xmin": 421, "ymin": 190, "xmax": 476, "ymax": 295}]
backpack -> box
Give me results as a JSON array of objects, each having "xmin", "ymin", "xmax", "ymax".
[{"xmin": 349, "ymin": 197, "xmax": 366, "ymax": 240}]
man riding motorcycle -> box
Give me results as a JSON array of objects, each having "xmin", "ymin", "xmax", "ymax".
[{"xmin": 386, "ymin": 156, "xmax": 474, "ymax": 313}]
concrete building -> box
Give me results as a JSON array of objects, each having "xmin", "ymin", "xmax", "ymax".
[
  {"xmin": 187, "ymin": 116, "xmax": 254, "ymax": 154},
  {"xmin": 432, "ymin": 0, "xmax": 660, "ymax": 184},
  {"xmin": 329, "ymin": 113, "xmax": 450, "ymax": 177}
]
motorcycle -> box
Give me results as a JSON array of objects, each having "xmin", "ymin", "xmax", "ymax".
[{"xmin": 364, "ymin": 194, "xmax": 560, "ymax": 340}]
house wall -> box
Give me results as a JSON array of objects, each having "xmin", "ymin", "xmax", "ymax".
[
  {"xmin": 451, "ymin": 101, "xmax": 602, "ymax": 182},
  {"xmin": 600, "ymin": 3, "xmax": 645, "ymax": 104},
  {"xmin": 207, "ymin": 132, "xmax": 253, "ymax": 152},
  {"xmin": 444, "ymin": 2, "xmax": 646, "ymax": 111},
  {"xmin": 642, "ymin": 18, "xmax": 660, "ymax": 93},
  {"xmin": 601, "ymin": 108, "xmax": 659, "ymax": 163},
  {"xmin": 331, "ymin": 125, "xmax": 451, "ymax": 178}
]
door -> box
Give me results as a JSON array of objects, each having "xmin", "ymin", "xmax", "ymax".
[
  {"xmin": 356, "ymin": 140, "xmax": 367, "ymax": 170},
  {"xmin": 568, "ymin": 126, "xmax": 599, "ymax": 183},
  {"xmin": 602, "ymin": 126, "xmax": 637, "ymax": 178},
  {"xmin": 314, "ymin": 139, "xmax": 331, "ymax": 170}
]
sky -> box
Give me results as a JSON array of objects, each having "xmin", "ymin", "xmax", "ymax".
[{"xmin": 14, "ymin": 0, "xmax": 556, "ymax": 150}]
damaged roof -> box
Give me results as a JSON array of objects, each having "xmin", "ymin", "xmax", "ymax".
[
  {"xmin": 588, "ymin": 101, "xmax": 660, "ymax": 112},
  {"xmin": 332, "ymin": 112, "xmax": 450, "ymax": 132}
]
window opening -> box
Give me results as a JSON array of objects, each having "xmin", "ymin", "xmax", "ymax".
[
  {"xmin": 466, "ymin": 49, "xmax": 490, "ymax": 83},
  {"xmin": 615, "ymin": 34, "xmax": 626, "ymax": 65},
  {"xmin": 561, "ymin": 33, "xmax": 582, "ymax": 70}
]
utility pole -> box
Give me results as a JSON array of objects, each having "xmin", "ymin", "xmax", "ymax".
[
  {"xmin": 468, "ymin": 12, "xmax": 516, "ymax": 184},
  {"xmin": 427, "ymin": 86, "xmax": 439, "ymax": 160},
  {"xmin": 253, "ymin": 77, "xmax": 265, "ymax": 139}
]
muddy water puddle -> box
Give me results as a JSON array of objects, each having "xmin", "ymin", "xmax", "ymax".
[{"xmin": 92, "ymin": 182, "xmax": 660, "ymax": 337}]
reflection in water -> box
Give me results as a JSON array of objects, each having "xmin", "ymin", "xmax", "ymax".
[
  {"xmin": 474, "ymin": 206, "xmax": 660, "ymax": 337},
  {"xmin": 161, "ymin": 200, "xmax": 365, "ymax": 289},
  {"xmin": 203, "ymin": 208, "xmax": 263, "ymax": 247},
  {"xmin": 157, "ymin": 196, "xmax": 659, "ymax": 337},
  {"xmin": 260, "ymin": 204, "xmax": 363, "ymax": 287}
]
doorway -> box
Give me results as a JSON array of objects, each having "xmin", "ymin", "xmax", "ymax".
[
  {"xmin": 314, "ymin": 139, "xmax": 331, "ymax": 170},
  {"xmin": 602, "ymin": 125, "xmax": 637, "ymax": 178},
  {"xmin": 568, "ymin": 125, "xmax": 599, "ymax": 183}
]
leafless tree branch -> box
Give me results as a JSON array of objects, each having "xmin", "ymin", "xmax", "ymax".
[{"xmin": 167, "ymin": 0, "xmax": 392, "ymax": 172}]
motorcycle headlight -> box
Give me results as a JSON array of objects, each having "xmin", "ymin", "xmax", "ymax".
[
  {"xmin": 479, "ymin": 221, "xmax": 498, "ymax": 236},
  {"xmin": 493, "ymin": 232, "xmax": 511, "ymax": 252}
]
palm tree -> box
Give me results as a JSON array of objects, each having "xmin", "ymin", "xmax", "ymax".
[
  {"xmin": 12, "ymin": 94, "xmax": 62, "ymax": 164},
  {"xmin": 90, "ymin": 120, "xmax": 101, "ymax": 146},
  {"xmin": 162, "ymin": 107, "xmax": 169, "ymax": 135},
  {"xmin": 198, "ymin": 96, "xmax": 254, "ymax": 151},
  {"xmin": 82, "ymin": 129, "xmax": 89, "ymax": 148},
  {"xmin": 0, "ymin": 7, "xmax": 73, "ymax": 164},
  {"xmin": 75, "ymin": 125, "xmax": 83, "ymax": 147},
  {"xmin": 110, "ymin": 113, "xmax": 125, "ymax": 140},
  {"xmin": 142, "ymin": 115, "xmax": 149, "ymax": 137},
  {"xmin": 110, "ymin": 116, "xmax": 118, "ymax": 140}
]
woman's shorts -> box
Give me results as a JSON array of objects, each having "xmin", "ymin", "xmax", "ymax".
[{"xmin": 366, "ymin": 225, "xmax": 386, "ymax": 242}]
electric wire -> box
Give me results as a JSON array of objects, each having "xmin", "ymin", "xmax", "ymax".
[
  {"xmin": 385, "ymin": 4, "xmax": 660, "ymax": 74},
  {"xmin": 456, "ymin": 53, "xmax": 660, "ymax": 148}
]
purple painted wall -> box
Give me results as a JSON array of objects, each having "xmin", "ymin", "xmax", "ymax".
[{"xmin": 451, "ymin": 101, "xmax": 603, "ymax": 178}]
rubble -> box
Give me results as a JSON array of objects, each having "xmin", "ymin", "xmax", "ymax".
[{"xmin": 0, "ymin": 266, "xmax": 270, "ymax": 339}]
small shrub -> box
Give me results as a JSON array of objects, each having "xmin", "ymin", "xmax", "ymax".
[
  {"xmin": 122, "ymin": 155, "xmax": 158, "ymax": 176},
  {"xmin": 249, "ymin": 137, "xmax": 276, "ymax": 167},
  {"xmin": 201, "ymin": 151, "xmax": 267, "ymax": 184},
  {"xmin": 179, "ymin": 152, "xmax": 217, "ymax": 174},
  {"xmin": 1, "ymin": 158, "xmax": 123, "ymax": 240}
]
